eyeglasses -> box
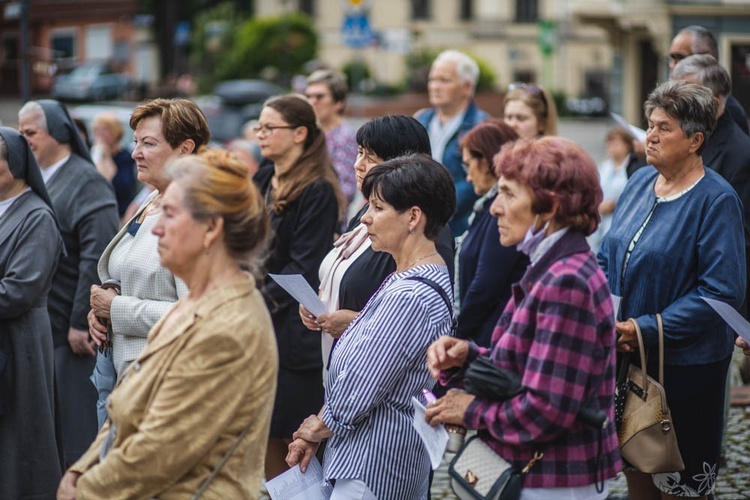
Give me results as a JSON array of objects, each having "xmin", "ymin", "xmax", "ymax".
[
  {"xmin": 508, "ymin": 82, "xmax": 543, "ymax": 95},
  {"xmin": 253, "ymin": 124, "xmax": 296, "ymax": 135},
  {"xmin": 304, "ymin": 92, "xmax": 331, "ymax": 101},
  {"xmin": 507, "ymin": 82, "xmax": 548, "ymax": 116},
  {"xmin": 668, "ymin": 52, "xmax": 689, "ymax": 64}
]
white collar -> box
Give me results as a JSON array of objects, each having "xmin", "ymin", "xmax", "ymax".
[{"xmin": 40, "ymin": 154, "xmax": 71, "ymax": 184}]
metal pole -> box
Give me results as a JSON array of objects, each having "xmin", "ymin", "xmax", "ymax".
[{"xmin": 20, "ymin": 0, "xmax": 30, "ymax": 102}]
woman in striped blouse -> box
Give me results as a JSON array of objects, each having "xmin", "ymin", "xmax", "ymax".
[{"xmin": 286, "ymin": 154, "xmax": 456, "ymax": 499}]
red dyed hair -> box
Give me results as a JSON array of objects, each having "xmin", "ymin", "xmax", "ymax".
[
  {"xmin": 494, "ymin": 137, "xmax": 602, "ymax": 235},
  {"xmin": 459, "ymin": 119, "xmax": 518, "ymax": 177}
]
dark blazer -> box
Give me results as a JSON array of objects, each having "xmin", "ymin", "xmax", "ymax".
[
  {"xmin": 417, "ymin": 100, "xmax": 490, "ymax": 236},
  {"xmin": 703, "ymin": 111, "xmax": 750, "ymax": 316},
  {"xmin": 254, "ymin": 164, "xmax": 340, "ymax": 371},
  {"xmin": 726, "ymin": 94, "xmax": 749, "ymax": 136},
  {"xmin": 46, "ymin": 154, "xmax": 119, "ymax": 345},
  {"xmin": 457, "ymin": 198, "xmax": 528, "ymax": 347}
]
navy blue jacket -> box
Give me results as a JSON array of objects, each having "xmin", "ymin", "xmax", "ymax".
[
  {"xmin": 417, "ymin": 100, "xmax": 490, "ymax": 236},
  {"xmin": 457, "ymin": 198, "xmax": 528, "ymax": 347},
  {"xmin": 598, "ymin": 167, "xmax": 745, "ymax": 365}
]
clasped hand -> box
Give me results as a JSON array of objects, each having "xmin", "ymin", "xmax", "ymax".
[{"xmin": 424, "ymin": 389, "xmax": 475, "ymax": 427}]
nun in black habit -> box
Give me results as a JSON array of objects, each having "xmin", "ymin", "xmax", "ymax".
[
  {"xmin": 18, "ymin": 99, "xmax": 119, "ymax": 466},
  {"xmin": 0, "ymin": 127, "xmax": 64, "ymax": 499}
]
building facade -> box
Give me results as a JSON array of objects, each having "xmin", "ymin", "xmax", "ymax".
[
  {"xmin": 573, "ymin": 0, "xmax": 750, "ymax": 124},
  {"xmin": 257, "ymin": 0, "xmax": 613, "ymax": 107},
  {"xmin": 0, "ymin": 0, "xmax": 149, "ymax": 95}
]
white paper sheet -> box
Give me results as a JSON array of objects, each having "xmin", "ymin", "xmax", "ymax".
[
  {"xmin": 609, "ymin": 112, "xmax": 648, "ymax": 143},
  {"xmin": 702, "ymin": 297, "xmax": 750, "ymax": 343},
  {"xmin": 612, "ymin": 295, "xmax": 622, "ymax": 320},
  {"xmin": 269, "ymin": 273, "xmax": 327, "ymax": 317},
  {"xmin": 411, "ymin": 397, "xmax": 449, "ymax": 470},
  {"xmin": 265, "ymin": 456, "xmax": 332, "ymax": 500}
]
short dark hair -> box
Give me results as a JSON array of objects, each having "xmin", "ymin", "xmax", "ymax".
[
  {"xmin": 495, "ymin": 137, "xmax": 602, "ymax": 236},
  {"xmin": 356, "ymin": 115, "xmax": 431, "ymax": 160},
  {"xmin": 644, "ymin": 79, "xmax": 717, "ymax": 155},
  {"xmin": 361, "ymin": 153, "xmax": 456, "ymax": 240}
]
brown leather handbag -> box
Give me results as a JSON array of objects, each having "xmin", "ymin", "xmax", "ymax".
[{"xmin": 617, "ymin": 314, "xmax": 685, "ymax": 473}]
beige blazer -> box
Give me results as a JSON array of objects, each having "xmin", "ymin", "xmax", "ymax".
[
  {"xmin": 98, "ymin": 190, "xmax": 189, "ymax": 375},
  {"xmin": 71, "ymin": 275, "xmax": 278, "ymax": 499}
]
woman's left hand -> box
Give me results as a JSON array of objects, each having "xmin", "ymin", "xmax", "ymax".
[
  {"xmin": 57, "ymin": 470, "xmax": 81, "ymax": 500},
  {"xmin": 615, "ymin": 320, "xmax": 638, "ymax": 353},
  {"xmin": 424, "ymin": 389, "xmax": 475, "ymax": 427},
  {"xmin": 90, "ymin": 285, "xmax": 117, "ymax": 319},
  {"xmin": 292, "ymin": 414, "xmax": 333, "ymax": 443},
  {"xmin": 316, "ymin": 309, "xmax": 358, "ymax": 339}
]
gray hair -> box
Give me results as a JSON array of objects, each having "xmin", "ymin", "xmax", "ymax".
[
  {"xmin": 644, "ymin": 80, "xmax": 717, "ymax": 155},
  {"xmin": 18, "ymin": 101, "xmax": 48, "ymax": 132},
  {"xmin": 433, "ymin": 50, "xmax": 480, "ymax": 91},
  {"xmin": 0, "ymin": 135, "xmax": 6, "ymax": 162},
  {"xmin": 672, "ymin": 54, "xmax": 731, "ymax": 99},
  {"xmin": 306, "ymin": 69, "xmax": 349, "ymax": 106},
  {"xmin": 677, "ymin": 25, "xmax": 719, "ymax": 58}
]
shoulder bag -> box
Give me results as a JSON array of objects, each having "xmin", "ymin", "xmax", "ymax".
[
  {"xmin": 448, "ymin": 435, "xmax": 542, "ymax": 500},
  {"xmin": 616, "ymin": 313, "xmax": 685, "ymax": 473}
]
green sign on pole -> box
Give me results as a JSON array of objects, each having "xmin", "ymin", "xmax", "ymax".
[{"xmin": 537, "ymin": 19, "xmax": 556, "ymax": 57}]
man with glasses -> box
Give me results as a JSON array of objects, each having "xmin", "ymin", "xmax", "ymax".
[
  {"xmin": 416, "ymin": 50, "xmax": 490, "ymax": 237},
  {"xmin": 669, "ymin": 25, "xmax": 748, "ymax": 135}
]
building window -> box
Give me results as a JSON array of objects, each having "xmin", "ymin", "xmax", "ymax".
[
  {"xmin": 412, "ymin": 0, "xmax": 430, "ymax": 20},
  {"xmin": 51, "ymin": 32, "xmax": 76, "ymax": 66},
  {"xmin": 460, "ymin": 0, "xmax": 473, "ymax": 21},
  {"xmin": 515, "ymin": 0, "xmax": 538, "ymax": 23},
  {"xmin": 299, "ymin": 0, "xmax": 314, "ymax": 16}
]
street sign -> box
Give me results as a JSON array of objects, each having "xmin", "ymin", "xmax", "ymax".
[{"xmin": 342, "ymin": 11, "xmax": 372, "ymax": 48}]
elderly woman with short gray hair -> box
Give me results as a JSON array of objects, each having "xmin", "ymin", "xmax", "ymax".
[{"xmin": 599, "ymin": 80, "xmax": 745, "ymax": 499}]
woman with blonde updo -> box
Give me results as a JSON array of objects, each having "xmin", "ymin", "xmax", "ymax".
[{"xmin": 60, "ymin": 149, "xmax": 278, "ymax": 500}]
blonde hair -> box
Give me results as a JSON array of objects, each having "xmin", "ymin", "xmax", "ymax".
[
  {"xmin": 165, "ymin": 148, "xmax": 270, "ymax": 274},
  {"xmin": 93, "ymin": 112, "xmax": 124, "ymax": 143},
  {"xmin": 504, "ymin": 84, "xmax": 558, "ymax": 136}
]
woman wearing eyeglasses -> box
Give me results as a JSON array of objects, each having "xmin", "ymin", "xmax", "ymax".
[
  {"xmin": 253, "ymin": 94, "xmax": 345, "ymax": 480},
  {"xmin": 503, "ymin": 82, "xmax": 559, "ymax": 139}
]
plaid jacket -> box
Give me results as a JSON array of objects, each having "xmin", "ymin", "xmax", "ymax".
[{"xmin": 448, "ymin": 231, "xmax": 621, "ymax": 488}]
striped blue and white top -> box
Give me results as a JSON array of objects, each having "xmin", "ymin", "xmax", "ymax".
[{"xmin": 322, "ymin": 264, "xmax": 453, "ymax": 500}]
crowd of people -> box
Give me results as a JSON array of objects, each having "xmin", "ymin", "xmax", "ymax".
[{"xmin": 0, "ymin": 23, "xmax": 748, "ymax": 500}]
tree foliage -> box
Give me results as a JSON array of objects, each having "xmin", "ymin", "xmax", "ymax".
[{"xmin": 217, "ymin": 12, "xmax": 318, "ymax": 85}]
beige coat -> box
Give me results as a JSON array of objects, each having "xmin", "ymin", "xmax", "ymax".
[{"xmin": 70, "ymin": 275, "xmax": 278, "ymax": 499}]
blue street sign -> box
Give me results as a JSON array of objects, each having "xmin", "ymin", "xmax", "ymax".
[{"xmin": 342, "ymin": 11, "xmax": 372, "ymax": 49}]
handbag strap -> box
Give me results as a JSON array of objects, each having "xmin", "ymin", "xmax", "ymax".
[
  {"xmin": 627, "ymin": 313, "xmax": 665, "ymax": 386},
  {"xmin": 191, "ymin": 421, "xmax": 254, "ymax": 499},
  {"xmin": 406, "ymin": 276, "xmax": 457, "ymax": 334}
]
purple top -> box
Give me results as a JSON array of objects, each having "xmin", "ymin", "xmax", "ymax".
[
  {"xmin": 442, "ymin": 231, "xmax": 621, "ymax": 488},
  {"xmin": 325, "ymin": 122, "xmax": 357, "ymax": 204}
]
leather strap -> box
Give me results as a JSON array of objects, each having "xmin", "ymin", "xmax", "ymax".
[{"xmin": 627, "ymin": 313, "xmax": 665, "ymax": 386}]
